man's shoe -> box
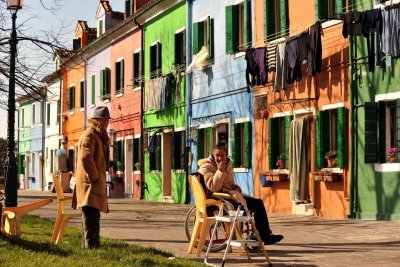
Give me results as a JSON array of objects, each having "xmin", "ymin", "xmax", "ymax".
[{"xmin": 263, "ymin": 234, "xmax": 284, "ymax": 245}]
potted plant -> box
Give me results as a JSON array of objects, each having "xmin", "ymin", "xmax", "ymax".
[
  {"xmin": 387, "ymin": 147, "xmax": 397, "ymax": 163},
  {"xmin": 116, "ymin": 161, "xmax": 123, "ymax": 177},
  {"xmin": 134, "ymin": 162, "xmax": 140, "ymax": 171},
  {"xmin": 324, "ymin": 150, "xmax": 337, "ymax": 167},
  {"xmin": 276, "ymin": 153, "xmax": 286, "ymax": 169}
]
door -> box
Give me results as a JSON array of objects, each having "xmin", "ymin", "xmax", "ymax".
[
  {"xmin": 125, "ymin": 139, "xmax": 133, "ymax": 197},
  {"xmin": 162, "ymin": 132, "xmax": 172, "ymax": 197}
]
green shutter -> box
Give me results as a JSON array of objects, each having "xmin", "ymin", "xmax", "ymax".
[
  {"xmin": 268, "ymin": 118, "xmax": 279, "ymax": 169},
  {"xmin": 91, "ymin": 75, "xmax": 95, "ymax": 105},
  {"xmin": 244, "ymin": 122, "xmax": 251, "ymax": 169},
  {"xmin": 206, "ymin": 127, "xmax": 212, "ymax": 156},
  {"xmin": 364, "ymin": 102, "xmax": 378, "ymax": 163},
  {"xmin": 231, "ymin": 124, "xmax": 238, "ymax": 168},
  {"xmin": 335, "ymin": 0, "xmax": 343, "ymax": 18},
  {"xmin": 378, "ymin": 102, "xmax": 386, "ymax": 163},
  {"xmin": 285, "ymin": 116, "xmax": 291, "ymax": 168},
  {"xmin": 174, "ymin": 33, "xmax": 179, "ymax": 65},
  {"xmin": 265, "ymin": 0, "xmax": 276, "ymax": 41},
  {"xmin": 66, "ymin": 87, "xmax": 70, "ymax": 110},
  {"xmin": 100, "ymin": 69, "xmax": 104, "ymax": 99},
  {"xmin": 279, "ymin": 0, "xmax": 288, "ymax": 38},
  {"xmin": 193, "ymin": 22, "xmax": 199, "ymax": 54},
  {"xmin": 336, "ymin": 107, "xmax": 345, "ymax": 169},
  {"xmin": 72, "ymin": 86, "xmax": 75, "ymax": 109},
  {"xmin": 316, "ymin": 110, "xmax": 330, "ymax": 168},
  {"xmin": 80, "ymin": 81, "xmax": 84, "ymax": 108},
  {"xmin": 196, "ymin": 128, "xmax": 204, "ymax": 160},
  {"xmin": 156, "ymin": 135, "xmax": 162, "ymax": 171},
  {"xmin": 114, "ymin": 62, "xmax": 118, "ymax": 93},
  {"xmin": 18, "ymin": 154, "xmax": 25, "ymax": 175},
  {"xmin": 225, "ymin": 5, "xmax": 239, "ymax": 54},
  {"xmin": 156, "ymin": 43, "xmax": 162, "ymax": 76},
  {"xmin": 121, "ymin": 60, "xmax": 125, "ymax": 90},
  {"xmin": 113, "ymin": 141, "xmax": 119, "ymax": 170},
  {"xmin": 244, "ymin": 0, "xmax": 252, "ymax": 45},
  {"xmin": 397, "ymin": 100, "xmax": 400, "ymax": 159},
  {"xmin": 316, "ymin": 0, "xmax": 328, "ymax": 20},
  {"xmin": 207, "ymin": 17, "xmax": 214, "ymax": 60},
  {"xmin": 181, "ymin": 131, "xmax": 186, "ymax": 170}
]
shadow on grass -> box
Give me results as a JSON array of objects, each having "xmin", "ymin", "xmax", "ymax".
[{"xmin": 8, "ymin": 238, "xmax": 73, "ymax": 256}]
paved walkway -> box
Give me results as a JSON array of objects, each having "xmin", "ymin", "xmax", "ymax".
[{"xmin": 17, "ymin": 190, "xmax": 400, "ymax": 267}]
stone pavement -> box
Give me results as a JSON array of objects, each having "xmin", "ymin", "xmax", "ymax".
[{"xmin": 16, "ymin": 190, "xmax": 400, "ymax": 267}]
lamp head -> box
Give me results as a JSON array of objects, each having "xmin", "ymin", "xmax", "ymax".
[{"xmin": 7, "ymin": 0, "xmax": 23, "ymax": 10}]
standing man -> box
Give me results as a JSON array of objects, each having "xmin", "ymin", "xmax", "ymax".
[{"xmin": 75, "ymin": 106, "xmax": 110, "ymax": 249}]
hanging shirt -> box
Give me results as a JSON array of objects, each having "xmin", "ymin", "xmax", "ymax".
[
  {"xmin": 342, "ymin": 11, "xmax": 364, "ymax": 38},
  {"xmin": 286, "ymin": 36, "xmax": 302, "ymax": 84},
  {"xmin": 274, "ymin": 42, "xmax": 287, "ymax": 91},
  {"xmin": 362, "ymin": 9, "xmax": 383, "ymax": 72},
  {"xmin": 245, "ymin": 47, "xmax": 257, "ymax": 91},
  {"xmin": 266, "ymin": 42, "xmax": 278, "ymax": 72},
  {"xmin": 307, "ymin": 21, "xmax": 323, "ymax": 77},
  {"xmin": 253, "ymin": 47, "xmax": 267, "ymax": 86},
  {"xmin": 297, "ymin": 30, "xmax": 310, "ymax": 64}
]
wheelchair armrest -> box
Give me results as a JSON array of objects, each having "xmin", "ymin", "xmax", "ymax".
[
  {"xmin": 205, "ymin": 198, "xmax": 221, "ymax": 207},
  {"xmin": 212, "ymin": 192, "xmax": 233, "ymax": 200}
]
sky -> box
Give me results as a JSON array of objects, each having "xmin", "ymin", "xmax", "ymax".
[{"xmin": 0, "ymin": 0, "xmax": 125, "ymax": 139}]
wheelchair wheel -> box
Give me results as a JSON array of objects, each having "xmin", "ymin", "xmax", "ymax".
[{"xmin": 184, "ymin": 205, "xmax": 229, "ymax": 253}]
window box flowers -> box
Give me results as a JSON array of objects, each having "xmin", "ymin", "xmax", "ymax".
[
  {"xmin": 324, "ymin": 150, "xmax": 337, "ymax": 167},
  {"xmin": 387, "ymin": 147, "xmax": 397, "ymax": 163}
]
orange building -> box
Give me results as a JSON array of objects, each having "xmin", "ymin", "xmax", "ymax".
[{"xmin": 253, "ymin": 0, "xmax": 350, "ymax": 218}]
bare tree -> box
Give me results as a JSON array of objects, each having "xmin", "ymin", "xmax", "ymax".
[{"xmin": 0, "ymin": 0, "xmax": 72, "ymax": 104}]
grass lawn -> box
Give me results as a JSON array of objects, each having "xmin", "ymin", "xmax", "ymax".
[{"xmin": 0, "ymin": 215, "xmax": 204, "ymax": 267}]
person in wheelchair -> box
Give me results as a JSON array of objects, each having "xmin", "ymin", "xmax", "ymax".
[{"xmin": 198, "ymin": 142, "xmax": 284, "ymax": 245}]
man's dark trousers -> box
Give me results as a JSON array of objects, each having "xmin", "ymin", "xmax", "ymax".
[{"xmin": 82, "ymin": 206, "xmax": 100, "ymax": 249}]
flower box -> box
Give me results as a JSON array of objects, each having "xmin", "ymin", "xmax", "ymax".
[
  {"xmin": 262, "ymin": 172, "xmax": 289, "ymax": 182},
  {"xmin": 313, "ymin": 171, "xmax": 341, "ymax": 182}
]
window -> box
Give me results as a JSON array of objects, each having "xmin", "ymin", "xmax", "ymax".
[
  {"xmin": 39, "ymin": 102, "xmax": 43, "ymax": 124},
  {"xmin": 316, "ymin": 0, "xmax": 344, "ymax": 20},
  {"xmin": 50, "ymin": 149, "xmax": 54, "ymax": 173},
  {"xmin": 365, "ymin": 100, "xmax": 400, "ymax": 163},
  {"xmin": 150, "ymin": 42, "xmax": 162, "ymax": 78},
  {"xmin": 174, "ymin": 31, "xmax": 186, "ymax": 66},
  {"xmin": 57, "ymin": 100, "xmax": 61, "ymax": 124},
  {"xmin": 133, "ymin": 51, "xmax": 141, "ymax": 88},
  {"xmin": 172, "ymin": 131, "xmax": 185, "ymax": 169},
  {"xmin": 67, "ymin": 86, "xmax": 75, "ymax": 111},
  {"xmin": 232, "ymin": 122, "xmax": 251, "ymax": 168},
  {"xmin": 133, "ymin": 137, "xmax": 141, "ymax": 171},
  {"xmin": 80, "ymin": 80, "xmax": 85, "ymax": 108},
  {"xmin": 32, "ymin": 105, "xmax": 36, "ymax": 125},
  {"xmin": 193, "ymin": 17, "xmax": 214, "ymax": 60},
  {"xmin": 98, "ymin": 20, "xmax": 104, "ymax": 36},
  {"xmin": 91, "ymin": 74, "xmax": 96, "ymax": 105},
  {"xmin": 316, "ymin": 108, "xmax": 345, "ymax": 168},
  {"xmin": 149, "ymin": 134, "xmax": 161, "ymax": 171},
  {"xmin": 100, "ymin": 67, "xmax": 111, "ymax": 100},
  {"xmin": 46, "ymin": 103, "xmax": 51, "ymax": 126},
  {"xmin": 196, "ymin": 123, "xmax": 229, "ymax": 160},
  {"xmin": 67, "ymin": 149, "xmax": 74, "ymax": 172},
  {"xmin": 18, "ymin": 154, "xmax": 25, "ymax": 175},
  {"xmin": 264, "ymin": 0, "xmax": 288, "ymax": 41},
  {"xmin": 21, "ymin": 108, "xmax": 25, "ymax": 128},
  {"xmin": 268, "ymin": 116, "xmax": 291, "ymax": 169},
  {"xmin": 113, "ymin": 140, "xmax": 125, "ymax": 171},
  {"xmin": 115, "ymin": 60, "xmax": 125, "ymax": 94},
  {"xmin": 225, "ymin": 0, "xmax": 252, "ymax": 53},
  {"xmin": 31, "ymin": 153, "xmax": 35, "ymax": 174}
]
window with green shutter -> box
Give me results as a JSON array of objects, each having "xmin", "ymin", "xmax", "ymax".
[
  {"xmin": 99, "ymin": 20, "xmax": 104, "ymax": 36},
  {"xmin": 67, "ymin": 86, "xmax": 75, "ymax": 111},
  {"xmin": 264, "ymin": 0, "xmax": 288, "ymax": 42},
  {"xmin": 91, "ymin": 74, "xmax": 95, "ymax": 105},
  {"xmin": 315, "ymin": 0, "xmax": 344, "ymax": 20},
  {"xmin": 115, "ymin": 60, "xmax": 125, "ymax": 94},
  {"xmin": 268, "ymin": 118, "xmax": 282, "ymax": 169},
  {"xmin": 105, "ymin": 67, "xmax": 111, "ymax": 97},
  {"xmin": 133, "ymin": 51, "xmax": 140, "ymax": 88},
  {"xmin": 80, "ymin": 80, "xmax": 84, "ymax": 108},
  {"xmin": 196, "ymin": 128, "xmax": 205, "ymax": 160},
  {"xmin": 226, "ymin": 0, "xmax": 252, "ymax": 54},
  {"xmin": 364, "ymin": 102, "xmax": 378, "ymax": 163},
  {"xmin": 193, "ymin": 18, "xmax": 214, "ymax": 61},
  {"xmin": 113, "ymin": 140, "xmax": 125, "ymax": 171},
  {"xmin": 232, "ymin": 122, "xmax": 252, "ymax": 169},
  {"xmin": 18, "ymin": 154, "xmax": 25, "ymax": 175},
  {"xmin": 316, "ymin": 108, "xmax": 346, "ymax": 168},
  {"xmin": 46, "ymin": 103, "xmax": 51, "ymax": 125},
  {"xmin": 150, "ymin": 43, "xmax": 162, "ymax": 78}
]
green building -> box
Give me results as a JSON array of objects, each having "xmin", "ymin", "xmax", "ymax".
[
  {"xmin": 350, "ymin": 0, "xmax": 400, "ymax": 220},
  {"xmin": 140, "ymin": 0, "xmax": 187, "ymax": 203}
]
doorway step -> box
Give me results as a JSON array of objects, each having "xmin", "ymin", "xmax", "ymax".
[
  {"xmin": 162, "ymin": 196, "xmax": 174, "ymax": 203},
  {"xmin": 292, "ymin": 203, "xmax": 314, "ymax": 215}
]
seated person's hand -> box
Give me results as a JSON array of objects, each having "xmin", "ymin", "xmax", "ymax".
[
  {"xmin": 232, "ymin": 184, "xmax": 242, "ymax": 193},
  {"xmin": 217, "ymin": 161, "xmax": 226, "ymax": 172}
]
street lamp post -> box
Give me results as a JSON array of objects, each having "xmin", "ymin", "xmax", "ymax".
[{"xmin": 4, "ymin": 0, "xmax": 23, "ymax": 208}]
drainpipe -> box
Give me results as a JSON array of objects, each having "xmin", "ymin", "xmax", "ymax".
[
  {"xmin": 41, "ymin": 94, "xmax": 46, "ymax": 191},
  {"xmin": 83, "ymin": 57, "xmax": 88, "ymax": 129},
  {"xmin": 185, "ymin": 0, "xmax": 193, "ymax": 204},
  {"xmin": 134, "ymin": 16, "xmax": 145, "ymax": 199}
]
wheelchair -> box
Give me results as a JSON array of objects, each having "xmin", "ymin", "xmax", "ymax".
[{"xmin": 184, "ymin": 173, "xmax": 260, "ymax": 253}]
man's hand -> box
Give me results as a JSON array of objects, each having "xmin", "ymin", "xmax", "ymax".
[
  {"xmin": 232, "ymin": 185, "xmax": 242, "ymax": 193},
  {"xmin": 217, "ymin": 160, "xmax": 226, "ymax": 172}
]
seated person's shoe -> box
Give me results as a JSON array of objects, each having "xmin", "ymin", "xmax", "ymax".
[{"xmin": 263, "ymin": 234, "xmax": 284, "ymax": 245}]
